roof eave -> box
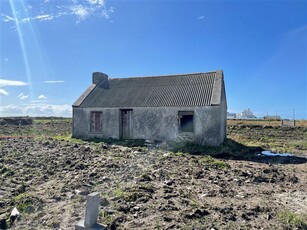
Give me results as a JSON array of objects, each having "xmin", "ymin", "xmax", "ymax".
[{"xmin": 72, "ymin": 84, "xmax": 97, "ymax": 107}]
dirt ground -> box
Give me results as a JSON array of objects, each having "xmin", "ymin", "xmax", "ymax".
[{"xmin": 0, "ymin": 118, "xmax": 306, "ymax": 229}]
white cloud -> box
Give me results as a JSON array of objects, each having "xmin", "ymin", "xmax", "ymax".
[
  {"xmin": 0, "ymin": 104, "xmax": 72, "ymax": 117},
  {"xmin": 0, "ymin": 105, "xmax": 23, "ymax": 115},
  {"xmin": 0, "ymin": 89, "xmax": 9, "ymax": 96},
  {"xmin": 44, "ymin": 80, "xmax": 65, "ymax": 83},
  {"xmin": 1, "ymin": 0, "xmax": 114, "ymax": 24},
  {"xmin": 1, "ymin": 13, "xmax": 15, "ymax": 22},
  {"xmin": 87, "ymin": 0, "xmax": 105, "ymax": 6},
  {"xmin": 0, "ymin": 79, "xmax": 29, "ymax": 87},
  {"xmin": 17, "ymin": 93, "xmax": 29, "ymax": 100},
  {"xmin": 109, "ymin": 6, "xmax": 114, "ymax": 13},
  {"xmin": 33, "ymin": 14, "xmax": 54, "ymax": 21},
  {"xmin": 70, "ymin": 5, "xmax": 90, "ymax": 21},
  {"xmin": 38, "ymin": 95, "xmax": 47, "ymax": 100},
  {"xmin": 198, "ymin": 15, "xmax": 205, "ymax": 20}
]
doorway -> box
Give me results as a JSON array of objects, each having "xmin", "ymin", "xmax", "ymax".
[{"xmin": 120, "ymin": 109, "xmax": 133, "ymax": 139}]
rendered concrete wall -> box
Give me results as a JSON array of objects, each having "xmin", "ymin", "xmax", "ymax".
[
  {"xmin": 219, "ymin": 82, "xmax": 227, "ymax": 143},
  {"xmin": 73, "ymin": 106, "xmax": 225, "ymax": 146}
]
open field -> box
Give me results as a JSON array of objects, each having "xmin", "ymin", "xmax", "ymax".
[
  {"xmin": 227, "ymin": 119, "xmax": 307, "ymax": 128},
  {"xmin": 0, "ymin": 118, "xmax": 306, "ymax": 229}
]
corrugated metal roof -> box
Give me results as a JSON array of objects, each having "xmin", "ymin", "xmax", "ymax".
[{"xmin": 74, "ymin": 71, "xmax": 223, "ymax": 108}]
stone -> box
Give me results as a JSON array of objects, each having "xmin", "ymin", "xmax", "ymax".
[
  {"xmin": 0, "ymin": 219, "xmax": 7, "ymax": 229},
  {"xmin": 75, "ymin": 192, "xmax": 104, "ymax": 230},
  {"xmin": 10, "ymin": 207, "xmax": 20, "ymax": 224},
  {"xmin": 10, "ymin": 207, "xmax": 20, "ymax": 217},
  {"xmin": 100, "ymin": 198, "xmax": 109, "ymax": 207}
]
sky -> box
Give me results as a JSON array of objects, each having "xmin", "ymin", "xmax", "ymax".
[{"xmin": 0, "ymin": 0, "xmax": 306, "ymax": 119}]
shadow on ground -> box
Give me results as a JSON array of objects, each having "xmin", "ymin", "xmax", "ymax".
[{"xmin": 169, "ymin": 139, "xmax": 307, "ymax": 165}]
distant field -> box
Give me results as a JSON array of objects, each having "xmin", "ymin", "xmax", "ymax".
[{"xmin": 227, "ymin": 119, "xmax": 307, "ymax": 128}]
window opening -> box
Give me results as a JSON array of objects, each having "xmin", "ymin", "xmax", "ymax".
[{"xmin": 178, "ymin": 111, "xmax": 194, "ymax": 133}]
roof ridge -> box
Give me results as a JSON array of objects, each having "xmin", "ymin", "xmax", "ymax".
[{"xmin": 109, "ymin": 71, "xmax": 217, "ymax": 80}]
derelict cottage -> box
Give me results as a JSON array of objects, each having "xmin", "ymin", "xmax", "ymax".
[{"xmin": 72, "ymin": 70, "xmax": 227, "ymax": 146}]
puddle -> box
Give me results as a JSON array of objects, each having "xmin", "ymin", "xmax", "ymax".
[{"xmin": 259, "ymin": 150, "xmax": 293, "ymax": 157}]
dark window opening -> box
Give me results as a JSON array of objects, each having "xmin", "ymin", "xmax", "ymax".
[
  {"xmin": 178, "ymin": 111, "xmax": 194, "ymax": 133},
  {"xmin": 90, "ymin": 111, "xmax": 102, "ymax": 132}
]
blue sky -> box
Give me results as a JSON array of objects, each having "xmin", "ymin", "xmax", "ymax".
[{"xmin": 0, "ymin": 0, "xmax": 306, "ymax": 119}]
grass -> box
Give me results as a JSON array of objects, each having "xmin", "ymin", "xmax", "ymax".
[
  {"xmin": 278, "ymin": 210, "xmax": 307, "ymax": 229},
  {"xmin": 13, "ymin": 193, "xmax": 33, "ymax": 213},
  {"xmin": 170, "ymin": 139, "xmax": 261, "ymax": 158},
  {"xmin": 199, "ymin": 156, "xmax": 231, "ymax": 169},
  {"xmin": 227, "ymin": 119, "xmax": 307, "ymax": 128},
  {"xmin": 112, "ymin": 188, "xmax": 126, "ymax": 198}
]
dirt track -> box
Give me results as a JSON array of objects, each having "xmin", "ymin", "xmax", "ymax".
[{"xmin": 0, "ymin": 119, "xmax": 306, "ymax": 229}]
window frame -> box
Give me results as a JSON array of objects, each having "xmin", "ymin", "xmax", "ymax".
[
  {"xmin": 178, "ymin": 111, "xmax": 194, "ymax": 133},
  {"xmin": 90, "ymin": 111, "xmax": 102, "ymax": 133}
]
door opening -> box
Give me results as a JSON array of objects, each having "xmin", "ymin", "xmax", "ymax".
[{"xmin": 120, "ymin": 109, "xmax": 133, "ymax": 139}]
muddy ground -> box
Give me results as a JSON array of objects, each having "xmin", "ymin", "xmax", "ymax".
[{"xmin": 0, "ymin": 119, "xmax": 306, "ymax": 229}]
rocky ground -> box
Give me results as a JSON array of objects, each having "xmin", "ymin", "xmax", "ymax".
[{"xmin": 0, "ymin": 118, "xmax": 306, "ymax": 229}]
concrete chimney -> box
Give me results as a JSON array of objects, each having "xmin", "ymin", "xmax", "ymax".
[{"xmin": 92, "ymin": 72, "xmax": 109, "ymax": 89}]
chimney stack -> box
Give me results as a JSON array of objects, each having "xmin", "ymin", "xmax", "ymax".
[{"xmin": 92, "ymin": 72, "xmax": 109, "ymax": 89}]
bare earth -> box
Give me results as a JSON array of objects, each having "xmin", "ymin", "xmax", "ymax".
[{"xmin": 0, "ymin": 120, "xmax": 306, "ymax": 229}]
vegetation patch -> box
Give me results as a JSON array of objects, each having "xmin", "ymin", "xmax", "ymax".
[
  {"xmin": 278, "ymin": 210, "xmax": 307, "ymax": 229},
  {"xmin": 199, "ymin": 156, "xmax": 231, "ymax": 169},
  {"xmin": 13, "ymin": 193, "xmax": 43, "ymax": 214},
  {"xmin": 169, "ymin": 139, "xmax": 261, "ymax": 159}
]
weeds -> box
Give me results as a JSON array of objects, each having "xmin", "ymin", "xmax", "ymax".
[
  {"xmin": 278, "ymin": 210, "xmax": 307, "ymax": 229},
  {"xmin": 13, "ymin": 193, "xmax": 33, "ymax": 213},
  {"xmin": 199, "ymin": 156, "xmax": 231, "ymax": 169}
]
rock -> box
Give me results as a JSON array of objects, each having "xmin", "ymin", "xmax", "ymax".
[
  {"xmin": 164, "ymin": 180, "xmax": 174, "ymax": 186},
  {"xmin": 10, "ymin": 207, "xmax": 20, "ymax": 217},
  {"xmin": 241, "ymin": 213, "xmax": 252, "ymax": 221},
  {"xmin": 185, "ymin": 209, "xmax": 210, "ymax": 219},
  {"xmin": 138, "ymin": 174, "xmax": 152, "ymax": 182},
  {"xmin": 25, "ymin": 205, "xmax": 35, "ymax": 214},
  {"xmin": 75, "ymin": 189, "xmax": 90, "ymax": 196},
  {"xmin": 0, "ymin": 218, "xmax": 7, "ymax": 229},
  {"xmin": 10, "ymin": 207, "xmax": 20, "ymax": 223},
  {"xmin": 0, "ymin": 201, "xmax": 6, "ymax": 208},
  {"xmin": 163, "ymin": 216, "xmax": 173, "ymax": 222},
  {"xmin": 101, "ymin": 143, "xmax": 109, "ymax": 150},
  {"xmin": 100, "ymin": 198, "xmax": 110, "ymax": 207}
]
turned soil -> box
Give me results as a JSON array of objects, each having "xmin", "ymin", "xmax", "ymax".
[{"xmin": 0, "ymin": 118, "xmax": 306, "ymax": 229}]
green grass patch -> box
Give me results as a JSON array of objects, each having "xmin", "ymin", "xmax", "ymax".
[
  {"xmin": 199, "ymin": 156, "xmax": 231, "ymax": 169},
  {"xmin": 278, "ymin": 210, "xmax": 307, "ymax": 229},
  {"xmin": 13, "ymin": 193, "xmax": 33, "ymax": 213}
]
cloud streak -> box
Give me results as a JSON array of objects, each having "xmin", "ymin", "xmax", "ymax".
[
  {"xmin": 0, "ymin": 79, "xmax": 29, "ymax": 87},
  {"xmin": 0, "ymin": 89, "xmax": 9, "ymax": 96},
  {"xmin": 17, "ymin": 93, "xmax": 29, "ymax": 100},
  {"xmin": 1, "ymin": 0, "xmax": 114, "ymax": 25}
]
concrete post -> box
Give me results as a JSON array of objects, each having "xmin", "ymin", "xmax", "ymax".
[
  {"xmin": 84, "ymin": 192, "xmax": 100, "ymax": 227},
  {"xmin": 75, "ymin": 192, "xmax": 104, "ymax": 230}
]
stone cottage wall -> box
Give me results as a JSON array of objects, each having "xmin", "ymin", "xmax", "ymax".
[{"xmin": 72, "ymin": 105, "xmax": 225, "ymax": 146}]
